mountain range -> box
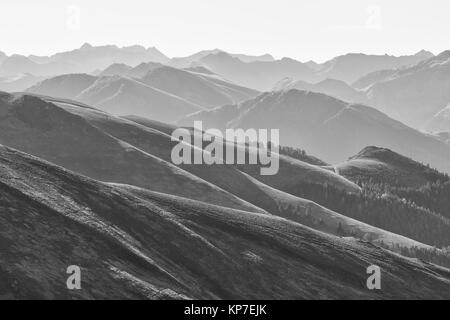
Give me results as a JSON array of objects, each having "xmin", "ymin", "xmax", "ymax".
[
  {"xmin": 179, "ymin": 89, "xmax": 450, "ymax": 174},
  {"xmin": 0, "ymin": 44, "xmax": 169, "ymax": 77},
  {"xmin": 0, "ymin": 44, "xmax": 434, "ymax": 91},
  {"xmin": 26, "ymin": 65, "xmax": 259, "ymax": 122},
  {"xmin": 2, "ymin": 144, "xmax": 449, "ymax": 299},
  {"xmin": 3, "ymin": 91, "xmax": 450, "ymax": 250},
  {"xmin": 273, "ymin": 77, "xmax": 368, "ymax": 104},
  {"xmin": 365, "ymin": 51, "xmax": 450, "ymax": 128}
]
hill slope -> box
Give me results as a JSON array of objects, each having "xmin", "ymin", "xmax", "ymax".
[
  {"xmin": 366, "ymin": 51, "xmax": 450, "ymax": 128},
  {"xmin": 1, "ymin": 144, "xmax": 449, "ymax": 299},
  {"xmin": 140, "ymin": 66, "xmax": 259, "ymax": 108},
  {"xmin": 28, "ymin": 75, "xmax": 204, "ymax": 122},
  {"xmin": 5, "ymin": 92, "xmax": 450, "ymax": 253},
  {"xmin": 27, "ymin": 66, "xmax": 259, "ymax": 121},
  {"xmin": 0, "ymin": 92, "xmax": 256, "ymax": 212}
]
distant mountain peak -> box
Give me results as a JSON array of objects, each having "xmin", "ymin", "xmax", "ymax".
[
  {"xmin": 414, "ymin": 49, "xmax": 434, "ymax": 58},
  {"xmin": 80, "ymin": 42, "xmax": 93, "ymax": 50},
  {"xmin": 211, "ymin": 51, "xmax": 234, "ymax": 59}
]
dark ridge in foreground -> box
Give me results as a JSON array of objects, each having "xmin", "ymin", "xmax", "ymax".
[{"xmin": 0, "ymin": 144, "xmax": 449, "ymax": 299}]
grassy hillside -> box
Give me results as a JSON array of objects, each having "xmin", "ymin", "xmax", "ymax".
[{"xmin": 1, "ymin": 144, "xmax": 449, "ymax": 299}]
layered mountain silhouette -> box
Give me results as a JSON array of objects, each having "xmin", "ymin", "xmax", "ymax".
[
  {"xmin": 0, "ymin": 73, "xmax": 44, "ymax": 92},
  {"xmin": 179, "ymin": 89, "xmax": 450, "ymax": 174},
  {"xmin": 0, "ymin": 54, "xmax": 78, "ymax": 77},
  {"xmin": 1, "ymin": 45, "xmax": 434, "ymax": 95},
  {"xmin": 1, "ymin": 43, "xmax": 450, "ymax": 299},
  {"xmin": 317, "ymin": 51, "xmax": 433, "ymax": 84},
  {"xmin": 192, "ymin": 51, "xmax": 433, "ymax": 91},
  {"xmin": 365, "ymin": 51, "xmax": 450, "ymax": 128},
  {"xmin": 352, "ymin": 69, "xmax": 397, "ymax": 90},
  {"xmin": 4, "ymin": 91, "xmax": 450, "ymax": 252},
  {"xmin": 0, "ymin": 44, "xmax": 169, "ymax": 77},
  {"xmin": 139, "ymin": 66, "xmax": 259, "ymax": 108},
  {"xmin": 196, "ymin": 52, "xmax": 317, "ymax": 91},
  {"xmin": 273, "ymin": 77, "xmax": 367, "ymax": 104},
  {"xmin": 0, "ymin": 92, "xmax": 256, "ymax": 211},
  {"xmin": 168, "ymin": 49, "xmax": 275, "ymax": 68},
  {"xmin": 26, "ymin": 65, "xmax": 259, "ymax": 122}
]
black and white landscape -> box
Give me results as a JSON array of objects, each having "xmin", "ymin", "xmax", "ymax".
[{"xmin": 1, "ymin": 0, "xmax": 450, "ymax": 300}]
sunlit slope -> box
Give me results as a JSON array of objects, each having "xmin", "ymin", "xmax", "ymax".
[{"xmin": 1, "ymin": 144, "xmax": 449, "ymax": 299}]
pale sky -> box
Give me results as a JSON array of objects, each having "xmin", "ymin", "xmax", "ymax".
[{"xmin": 1, "ymin": 0, "xmax": 448, "ymax": 62}]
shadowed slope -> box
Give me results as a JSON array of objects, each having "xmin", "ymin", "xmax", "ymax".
[
  {"xmin": 1, "ymin": 144, "xmax": 449, "ymax": 299},
  {"xmin": 0, "ymin": 92, "xmax": 258, "ymax": 212}
]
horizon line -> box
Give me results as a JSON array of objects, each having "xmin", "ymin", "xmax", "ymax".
[{"xmin": 0, "ymin": 42, "xmax": 438, "ymax": 65}]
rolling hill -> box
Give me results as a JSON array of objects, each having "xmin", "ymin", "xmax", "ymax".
[
  {"xmin": 336, "ymin": 146, "xmax": 449, "ymax": 188},
  {"xmin": 168, "ymin": 49, "xmax": 275, "ymax": 68},
  {"xmin": 0, "ymin": 73, "xmax": 44, "ymax": 92},
  {"xmin": 90, "ymin": 110, "xmax": 450, "ymax": 251},
  {"xmin": 140, "ymin": 66, "xmax": 259, "ymax": 108},
  {"xmin": 3, "ymin": 92, "xmax": 450, "ymax": 258},
  {"xmin": 0, "ymin": 92, "xmax": 256, "ymax": 212},
  {"xmin": 1, "ymin": 144, "xmax": 449, "ymax": 299},
  {"xmin": 27, "ymin": 75, "xmax": 204, "ymax": 122},
  {"xmin": 5, "ymin": 92, "xmax": 440, "ymax": 252},
  {"xmin": 26, "ymin": 65, "xmax": 259, "ymax": 122},
  {"xmin": 316, "ymin": 51, "xmax": 433, "ymax": 84},
  {"xmin": 0, "ymin": 44, "xmax": 169, "ymax": 77},
  {"xmin": 273, "ymin": 77, "xmax": 367, "ymax": 104}
]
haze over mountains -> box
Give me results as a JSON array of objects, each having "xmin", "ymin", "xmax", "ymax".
[
  {"xmin": 180, "ymin": 89, "xmax": 450, "ymax": 174},
  {"xmin": 26, "ymin": 64, "xmax": 259, "ymax": 122},
  {"xmin": 0, "ymin": 44, "xmax": 435, "ymax": 91},
  {"xmin": 316, "ymin": 50, "xmax": 434, "ymax": 84},
  {"xmin": 425, "ymin": 104, "xmax": 450, "ymax": 133},
  {"xmin": 1, "ymin": 43, "xmax": 450, "ymax": 299},
  {"xmin": 0, "ymin": 44, "xmax": 169, "ymax": 77},
  {"xmin": 365, "ymin": 51, "xmax": 450, "ymax": 128},
  {"xmin": 3, "ymin": 91, "xmax": 450, "ymax": 249}
]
